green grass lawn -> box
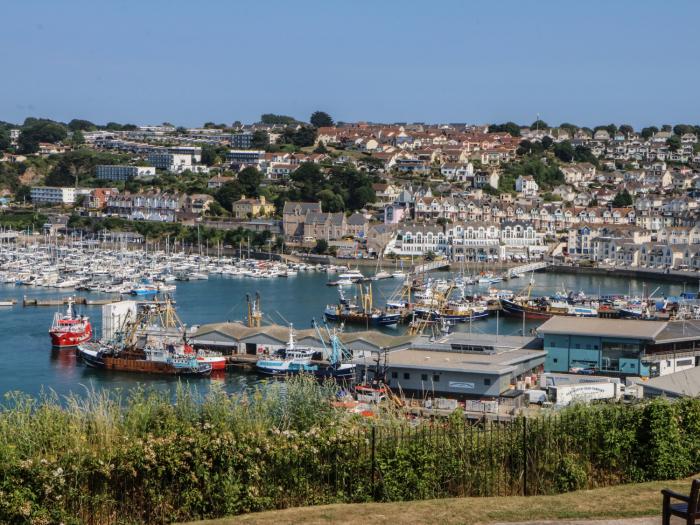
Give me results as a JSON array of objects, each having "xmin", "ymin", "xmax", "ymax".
[{"xmin": 181, "ymin": 478, "xmax": 692, "ymax": 525}]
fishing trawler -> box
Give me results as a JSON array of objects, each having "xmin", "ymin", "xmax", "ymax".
[
  {"xmin": 312, "ymin": 320, "xmax": 356, "ymax": 381},
  {"xmin": 49, "ymin": 298, "xmax": 92, "ymax": 347},
  {"xmin": 324, "ymin": 285, "xmax": 401, "ymax": 327},
  {"xmin": 255, "ymin": 324, "xmax": 318, "ymax": 376},
  {"xmin": 77, "ymin": 299, "xmax": 212, "ymax": 376},
  {"xmin": 500, "ymin": 281, "xmax": 598, "ymax": 319}
]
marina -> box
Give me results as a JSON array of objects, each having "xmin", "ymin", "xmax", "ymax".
[{"xmin": 0, "ymin": 242, "xmax": 698, "ymax": 401}]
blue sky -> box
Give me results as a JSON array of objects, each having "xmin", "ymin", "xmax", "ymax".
[{"xmin": 1, "ymin": 0, "xmax": 698, "ymax": 128}]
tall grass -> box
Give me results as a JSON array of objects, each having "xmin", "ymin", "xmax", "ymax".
[{"xmin": 1, "ymin": 378, "xmax": 699, "ymax": 524}]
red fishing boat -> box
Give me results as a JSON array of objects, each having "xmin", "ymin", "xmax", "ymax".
[
  {"xmin": 49, "ymin": 298, "xmax": 92, "ymax": 347},
  {"xmin": 181, "ymin": 344, "xmax": 227, "ymax": 371}
]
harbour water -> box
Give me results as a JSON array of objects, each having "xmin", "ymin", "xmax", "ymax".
[{"xmin": 0, "ymin": 270, "xmax": 693, "ymax": 399}]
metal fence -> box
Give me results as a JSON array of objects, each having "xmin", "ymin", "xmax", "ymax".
[{"xmin": 57, "ymin": 411, "xmax": 638, "ymax": 524}]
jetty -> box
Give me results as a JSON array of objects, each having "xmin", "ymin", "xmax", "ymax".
[{"xmin": 23, "ymin": 296, "xmax": 122, "ymax": 307}]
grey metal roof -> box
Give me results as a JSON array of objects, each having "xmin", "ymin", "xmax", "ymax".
[
  {"xmin": 642, "ymin": 366, "xmax": 700, "ymax": 397},
  {"xmin": 655, "ymin": 321, "xmax": 700, "ymax": 343},
  {"xmin": 381, "ymin": 347, "xmax": 546, "ymax": 375},
  {"xmin": 537, "ymin": 317, "xmax": 667, "ymax": 341}
]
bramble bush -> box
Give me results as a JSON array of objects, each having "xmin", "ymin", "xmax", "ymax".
[{"xmin": 1, "ymin": 378, "xmax": 699, "ymax": 524}]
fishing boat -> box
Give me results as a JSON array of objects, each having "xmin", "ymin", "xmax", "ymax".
[
  {"xmin": 500, "ymin": 296, "xmax": 598, "ymax": 319},
  {"xmin": 312, "ymin": 320, "xmax": 357, "ymax": 381},
  {"xmin": 77, "ymin": 299, "xmax": 211, "ymax": 376},
  {"xmin": 324, "ymin": 285, "xmax": 401, "ymax": 327},
  {"xmin": 255, "ymin": 324, "xmax": 318, "ymax": 376},
  {"xmin": 433, "ymin": 301, "xmax": 490, "ymax": 322},
  {"xmin": 195, "ymin": 349, "xmax": 227, "ymax": 370},
  {"xmin": 49, "ymin": 298, "xmax": 92, "ymax": 347},
  {"xmin": 0, "ymin": 299, "xmax": 16, "ymax": 307}
]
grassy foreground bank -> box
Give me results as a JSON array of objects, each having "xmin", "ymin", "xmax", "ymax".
[
  {"xmin": 2, "ymin": 376, "xmax": 700, "ymax": 524},
  {"xmin": 183, "ymin": 478, "xmax": 692, "ymax": 525}
]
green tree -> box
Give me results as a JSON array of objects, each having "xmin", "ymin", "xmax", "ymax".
[
  {"xmin": 640, "ymin": 126, "xmax": 658, "ymax": 139},
  {"xmin": 18, "ymin": 121, "xmax": 68, "ymax": 153},
  {"xmin": 619, "ymin": 124, "xmax": 634, "ymax": 136},
  {"xmin": 516, "ymin": 140, "xmax": 544, "ymax": 156},
  {"xmin": 573, "ymin": 145, "xmax": 598, "ymax": 166},
  {"xmin": 317, "ymin": 188, "xmax": 344, "ymax": 212},
  {"xmin": 488, "ymin": 122, "xmax": 521, "ymax": 136},
  {"xmin": 290, "ymin": 163, "xmax": 325, "ymax": 201},
  {"xmin": 0, "ymin": 128, "xmax": 10, "ymax": 151},
  {"xmin": 310, "ymin": 111, "xmax": 333, "ymax": 128},
  {"xmin": 541, "ymin": 136, "xmax": 554, "ymax": 150},
  {"xmin": 202, "ymin": 144, "xmax": 227, "ymax": 166},
  {"xmin": 251, "ymin": 130, "xmax": 269, "ymax": 149},
  {"xmin": 282, "ymin": 125, "xmax": 317, "ymax": 148},
  {"xmin": 553, "ymin": 141, "xmax": 575, "ymax": 162},
  {"xmin": 530, "ymin": 119, "xmax": 548, "ymax": 130},
  {"xmin": 661, "ymin": 124, "xmax": 672, "ymax": 132},
  {"xmin": 666, "ymin": 135, "xmax": 681, "ymax": 152},
  {"xmin": 214, "ymin": 180, "xmax": 243, "ymax": 212},
  {"xmin": 673, "ymin": 124, "xmax": 695, "ymax": 136},
  {"xmin": 612, "ymin": 189, "xmax": 633, "ymax": 207},
  {"xmin": 71, "ymin": 130, "xmax": 85, "ymax": 146},
  {"xmin": 313, "ymin": 239, "xmax": 329, "ymax": 254},
  {"xmin": 237, "ymin": 167, "xmax": 263, "ymax": 197},
  {"xmin": 67, "ymin": 119, "xmax": 96, "ymax": 131},
  {"xmin": 260, "ymin": 113, "xmax": 297, "ymax": 125}
]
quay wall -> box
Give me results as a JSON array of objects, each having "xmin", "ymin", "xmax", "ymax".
[{"xmin": 544, "ymin": 264, "xmax": 700, "ymax": 285}]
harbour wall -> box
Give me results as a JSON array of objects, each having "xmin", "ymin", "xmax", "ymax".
[{"xmin": 544, "ymin": 264, "xmax": 700, "ymax": 285}]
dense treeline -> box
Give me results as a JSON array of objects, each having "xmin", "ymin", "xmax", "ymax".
[
  {"xmin": 1, "ymin": 378, "xmax": 700, "ymax": 524},
  {"xmin": 67, "ymin": 215, "xmax": 274, "ymax": 247}
]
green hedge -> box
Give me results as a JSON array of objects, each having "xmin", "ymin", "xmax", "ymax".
[{"xmin": 1, "ymin": 379, "xmax": 699, "ymax": 524}]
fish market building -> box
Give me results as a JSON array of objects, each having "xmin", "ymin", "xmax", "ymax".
[
  {"xmin": 538, "ymin": 317, "xmax": 700, "ymax": 378},
  {"xmin": 363, "ymin": 334, "xmax": 546, "ymax": 398}
]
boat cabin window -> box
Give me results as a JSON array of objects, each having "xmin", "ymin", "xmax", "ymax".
[
  {"xmin": 421, "ymin": 374, "xmax": 428, "ymax": 381},
  {"xmin": 484, "ymin": 378, "xmax": 491, "ymax": 386},
  {"xmin": 391, "ymin": 372, "xmax": 398, "ymax": 379},
  {"xmin": 403, "ymin": 372, "xmax": 410, "ymax": 380},
  {"xmin": 433, "ymin": 374, "xmax": 440, "ymax": 382}
]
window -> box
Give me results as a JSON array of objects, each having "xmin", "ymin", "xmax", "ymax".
[
  {"xmin": 484, "ymin": 378, "xmax": 491, "ymax": 386},
  {"xmin": 575, "ymin": 343, "xmax": 580, "ymax": 349},
  {"xmin": 421, "ymin": 374, "xmax": 428, "ymax": 381},
  {"xmin": 433, "ymin": 375, "xmax": 440, "ymax": 382},
  {"xmin": 391, "ymin": 372, "xmax": 398, "ymax": 379},
  {"xmin": 403, "ymin": 372, "xmax": 410, "ymax": 380},
  {"xmin": 553, "ymin": 358, "xmax": 558, "ymax": 364}
]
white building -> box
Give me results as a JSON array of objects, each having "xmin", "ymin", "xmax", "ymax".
[
  {"xmin": 515, "ymin": 175, "xmax": 539, "ymax": 196},
  {"xmin": 95, "ymin": 165, "xmax": 156, "ymax": 181},
  {"xmin": 147, "ymin": 152, "xmax": 192, "ymax": 172},
  {"xmin": 30, "ymin": 186, "xmax": 76, "ymax": 204}
]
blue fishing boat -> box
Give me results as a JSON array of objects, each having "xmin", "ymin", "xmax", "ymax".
[{"xmin": 255, "ymin": 324, "xmax": 318, "ymax": 377}]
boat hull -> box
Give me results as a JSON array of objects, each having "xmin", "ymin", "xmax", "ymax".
[
  {"xmin": 499, "ymin": 299, "xmax": 553, "ymax": 319},
  {"xmin": 103, "ymin": 356, "xmax": 211, "ymax": 376},
  {"xmin": 324, "ymin": 311, "xmax": 400, "ymax": 327},
  {"xmin": 50, "ymin": 325, "xmax": 92, "ymax": 347}
]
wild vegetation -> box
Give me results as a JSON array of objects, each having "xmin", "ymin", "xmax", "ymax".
[{"xmin": 1, "ymin": 377, "xmax": 700, "ymax": 524}]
